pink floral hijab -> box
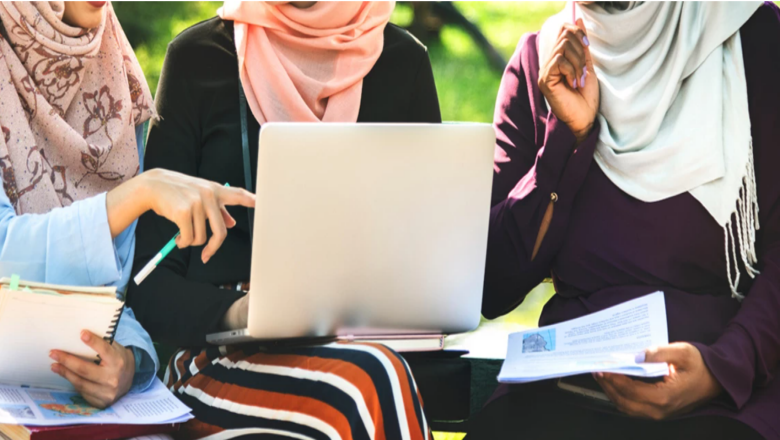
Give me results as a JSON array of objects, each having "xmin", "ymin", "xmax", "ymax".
[{"xmin": 0, "ymin": 1, "xmax": 154, "ymax": 214}]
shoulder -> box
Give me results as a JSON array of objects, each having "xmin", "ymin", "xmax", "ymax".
[
  {"xmin": 741, "ymin": 2, "xmax": 780, "ymax": 41},
  {"xmin": 381, "ymin": 23, "xmax": 429, "ymax": 59},
  {"xmin": 364, "ymin": 23, "xmax": 429, "ymax": 87},
  {"xmin": 164, "ymin": 16, "xmax": 236, "ymax": 70},
  {"xmin": 508, "ymin": 32, "xmax": 541, "ymax": 78},
  {"xmin": 499, "ymin": 32, "xmax": 542, "ymax": 101}
]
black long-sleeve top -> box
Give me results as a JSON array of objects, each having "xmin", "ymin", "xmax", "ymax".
[{"xmin": 127, "ymin": 17, "xmax": 441, "ymax": 348}]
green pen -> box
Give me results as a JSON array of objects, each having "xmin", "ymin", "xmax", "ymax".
[{"xmin": 134, "ymin": 183, "xmax": 230, "ymax": 285}]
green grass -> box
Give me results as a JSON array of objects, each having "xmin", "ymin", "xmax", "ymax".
[
  {"xmin": 434, "ymin": 433, "xmax": 466, "ymax": 440},
  {"xmin": 114, "ymin": 2, "xmax": 223, "ymax": 94},
  {"xmin": 393, "ymin": 2, "xmax": 563, "ymax": 122},
  {"xmin": 115, "ymin": 2, "xmax": 559, "ymax": 123},
  {"xmin": 430, "ymin": 2, "xmax": 563, "ymax": 122},
  {"xmin": 117, "ymin": 1, "xmax": 780, "ymax": 122}
]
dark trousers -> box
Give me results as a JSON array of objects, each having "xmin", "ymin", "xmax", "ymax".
[{"xmin": 464, "ymin": 380, "xmax": 763, "ymax": 440}]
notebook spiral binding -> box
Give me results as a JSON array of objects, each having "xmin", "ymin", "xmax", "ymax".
[
  {"xmin": 93, "ymin": 304, "xmax": 124, "ymax": 365},
  {"xmin": 104, "ymin": 304, "xmax": 125, "ymax": 345}
]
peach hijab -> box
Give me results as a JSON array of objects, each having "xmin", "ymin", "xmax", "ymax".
[
  {"xmin": 218, "ymin": 1, "xmax": 395, "ymax": 124},
  {"xmin": 0, "ymin": 2, "xmax": 154, "ymax": 214}
]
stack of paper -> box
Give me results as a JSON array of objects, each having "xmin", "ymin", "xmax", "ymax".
[
  {"xmin": 0, "ymin": 378, "xmax": 192, "ymax": 427},
  {"xmin": 498, "ymin": 291, "xmax": 670, "ymax": 383}
]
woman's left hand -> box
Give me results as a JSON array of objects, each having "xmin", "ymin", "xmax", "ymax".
[
  {"xmin": 49, "ymin": 331, "xmax": 136, "ymax": 409},
  {"xmin": 594, "ymin": 343, "xmax": 722, "ymax": 420}
]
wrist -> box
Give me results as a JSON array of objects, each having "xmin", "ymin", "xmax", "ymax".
[
  {"xmin": 572, "ymin": 123, "xmax": 594, "ymax": 145},
  {"xmin": 132, "ymin": 172, "xmax": 154, "ymax": 214},
  {"xmin": 105, "ymin": 173, "xmax": 153, "ymax": 237},
  {"xmin": 125, "ymin": 345, "xmax": 137, "ymax": 376}
]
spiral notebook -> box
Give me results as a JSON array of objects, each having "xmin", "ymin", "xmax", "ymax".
[{"xmin": 0, "ymin": 277, "xmax": 124, "ymax": 390}]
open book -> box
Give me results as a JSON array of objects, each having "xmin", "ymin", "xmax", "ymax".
[
  {"xmin": 0, "ymin": 277, "xmax": 124, "ymax": 390},
  {"xmin": 498, "ymin": 291, "xmax": 670, "ymax": 383}
]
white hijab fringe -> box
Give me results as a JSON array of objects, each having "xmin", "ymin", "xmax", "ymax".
[
  {"xmin": 539, "ymin": 2, "xmax": 763, "ymax": 301},
  {"xmin": 725, "ymin": 139, "xmax": 760, "ymax": 301}
]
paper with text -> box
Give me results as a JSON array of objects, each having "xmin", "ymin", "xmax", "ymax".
[
  {"xmin": 498, "ymin": 291, "xmax": 669, "ymax": 383},
  {"xmin": 0, "ymin": 378, "xmax": 192, "ymax": 427}
]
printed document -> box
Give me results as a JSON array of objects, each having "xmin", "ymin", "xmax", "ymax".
[
  {"xmin": 499, "ymin": 291, "xmax": 669, "ymax": 383},
  {"xmin": 0, "ymin": 378, "xmax": 192, "ymax": 426}
]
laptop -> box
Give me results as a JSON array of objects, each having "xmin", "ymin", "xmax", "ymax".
[{"xmin": 206, "ymin": 123, "xmax": 495, "ymax": 345}]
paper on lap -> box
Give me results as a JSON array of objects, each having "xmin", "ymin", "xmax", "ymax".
[
  {"xmin": 0, "ymin": 378, "xmax": 192, "ymax": 427},
  {"xmin": 498, "ymin": 291, "xmax": 670, "ymax": 383}
]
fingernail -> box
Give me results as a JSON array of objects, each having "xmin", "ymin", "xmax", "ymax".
[
  {"xmin": 635, "ymin": 352, "xmax": 646, "ymax": 363},
  {"xmin": 573, "ymin": 78, "xmax": 578, "ymax": 89},
  {"xmin": 596, "ymin": 372, "xmax": 603, "ymax": 378},
  {"xmin": 50, "ymin": 364, "xmax": 60, "ymax": 374},
  {"xmin": 49, "ymin": 351, "xmax": 58, "ymax": 361},
  {"xmin": 580, "ymin": 72, "xmax": 587, "ymax": 86},
  {"xmin": 582, "ymin": 35, "xmax": 590, "ymax": 46},
  {"xmin": 81, "ymin": 331, "xmax": 90, "ymax": 342}
]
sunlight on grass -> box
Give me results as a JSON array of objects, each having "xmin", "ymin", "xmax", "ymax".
[
  {"xmin": 391, "ymin": 3, "xmax": 414, "ymax": 28},
  {"xmin": 430, "ymin": 2, "xmax": 565, "ymax": 122},
  {"xmin": 430, "ymin": 29, "xmax": 498, "ymax": 123},
  {"xmin": 116, "ymin": 1, "xmax": 562, "ymax": 123},
  {"xmin": 456, "ymin": 1, "xmax": 564, "ymax": 55},
  {"xmin": 433, "ymin": 432, "xmax": 466, "ymax": 440}
]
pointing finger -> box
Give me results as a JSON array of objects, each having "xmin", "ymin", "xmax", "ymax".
[{"xmin": 217, "ymin": 187, "xmax": 256, "ymax": 209}]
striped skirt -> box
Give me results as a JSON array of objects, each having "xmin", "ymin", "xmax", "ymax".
[{"xmin": 165, "ymin": 342, "xmax": 431, "ymax": 440}]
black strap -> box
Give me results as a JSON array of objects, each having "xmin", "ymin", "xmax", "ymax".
[
  {"xmin": 0, "ymin": 21, "xmax": 9, "ymax": 42},
  {"xmin": 238, "ymin": 79, "xmax": 254, "ymax": 241}
]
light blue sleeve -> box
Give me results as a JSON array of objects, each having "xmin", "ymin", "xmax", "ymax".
[{"xmin": 0, "ymin": 124, "xmax": 159, "ymax": 392}]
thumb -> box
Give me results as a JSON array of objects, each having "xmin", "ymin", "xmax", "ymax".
[
  {"xmin": 81, "ymin": 330, "xmax": 113, "ymax": 363},
  {"xmin": 644, "ymin": 343, "xmax": 695, "ymax": 367}
]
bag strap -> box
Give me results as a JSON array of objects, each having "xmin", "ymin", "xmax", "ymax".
[
  {"xmin": 0, "ymin": 21, "xmax": 9, "ymax": 42},
  {"xmin": 238, "ymin": 78, "xmax": 254, "ymax": 241}
]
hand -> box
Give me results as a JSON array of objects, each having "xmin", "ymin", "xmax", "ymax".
[
  {"xmin": 594, "ymin": 343, "xmax": 723, "ymax": 420},
  {"xmin": 538, "ymin": 18, "xmax": 599, "ymax": 143},
  {"xmin": 221, "ymin": 293, "xmax": 249, "ymax": 331},
  {"xmin": 106, "ymin": 169, "xmax": 256, "ymax": 263},
  {"xmin": 49, "ymin": 331, "xmax": 136, "ymax": 409}
]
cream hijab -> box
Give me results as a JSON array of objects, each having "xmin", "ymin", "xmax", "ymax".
[
  {"xmin": 0, "ymin": 1, "xmax": 154, "ymax": 214},
  {"xmin": 539, "ymin": 2, "xmax": 762, "ymax": 299},
  {"xmin": 218, "ymin": 1, "xmax": 394, "ymax": 124}
]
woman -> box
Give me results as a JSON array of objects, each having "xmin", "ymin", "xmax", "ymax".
[
  {"xmin": 468, "ymin": 2, "xmax": 780, "ymax": 439},
  {"xmin": 127, "ymin": 1, "xmax": 439, "ymax": 439},
  {"xmin": 0, "ymin": 1, "xmax": 253, "ymax": 408}
]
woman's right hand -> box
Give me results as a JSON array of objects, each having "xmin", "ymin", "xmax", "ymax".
[
  {"xmin": 106, "ymin": 169, "xmax": 255, "ymax": 263},
  {"xmin": 538, "ymin": 18, "xmax": 599, "ymax": 143}
]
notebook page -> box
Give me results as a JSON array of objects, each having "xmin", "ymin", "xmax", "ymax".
[
  {"xmin": 0, "ymin": 288, "xmax": 121, "ymax": 390},
  {"xmin": 0, "ymin": 277, "xmax": 116, "ymax": 297}
]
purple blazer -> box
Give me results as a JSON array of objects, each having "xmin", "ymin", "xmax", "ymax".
[{"xmin": 483, "ymin": 3, "xmax": 780, "ymax": 438}]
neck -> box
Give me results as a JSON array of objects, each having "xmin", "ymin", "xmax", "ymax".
[{"xmin": 289, "ymin": 2, "xmax": 317, "ymax": 9}]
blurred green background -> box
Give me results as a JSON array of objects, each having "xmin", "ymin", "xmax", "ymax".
[{"xmin": 114, "ymin": 1, "xmax": 565, "ymax": 124}]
